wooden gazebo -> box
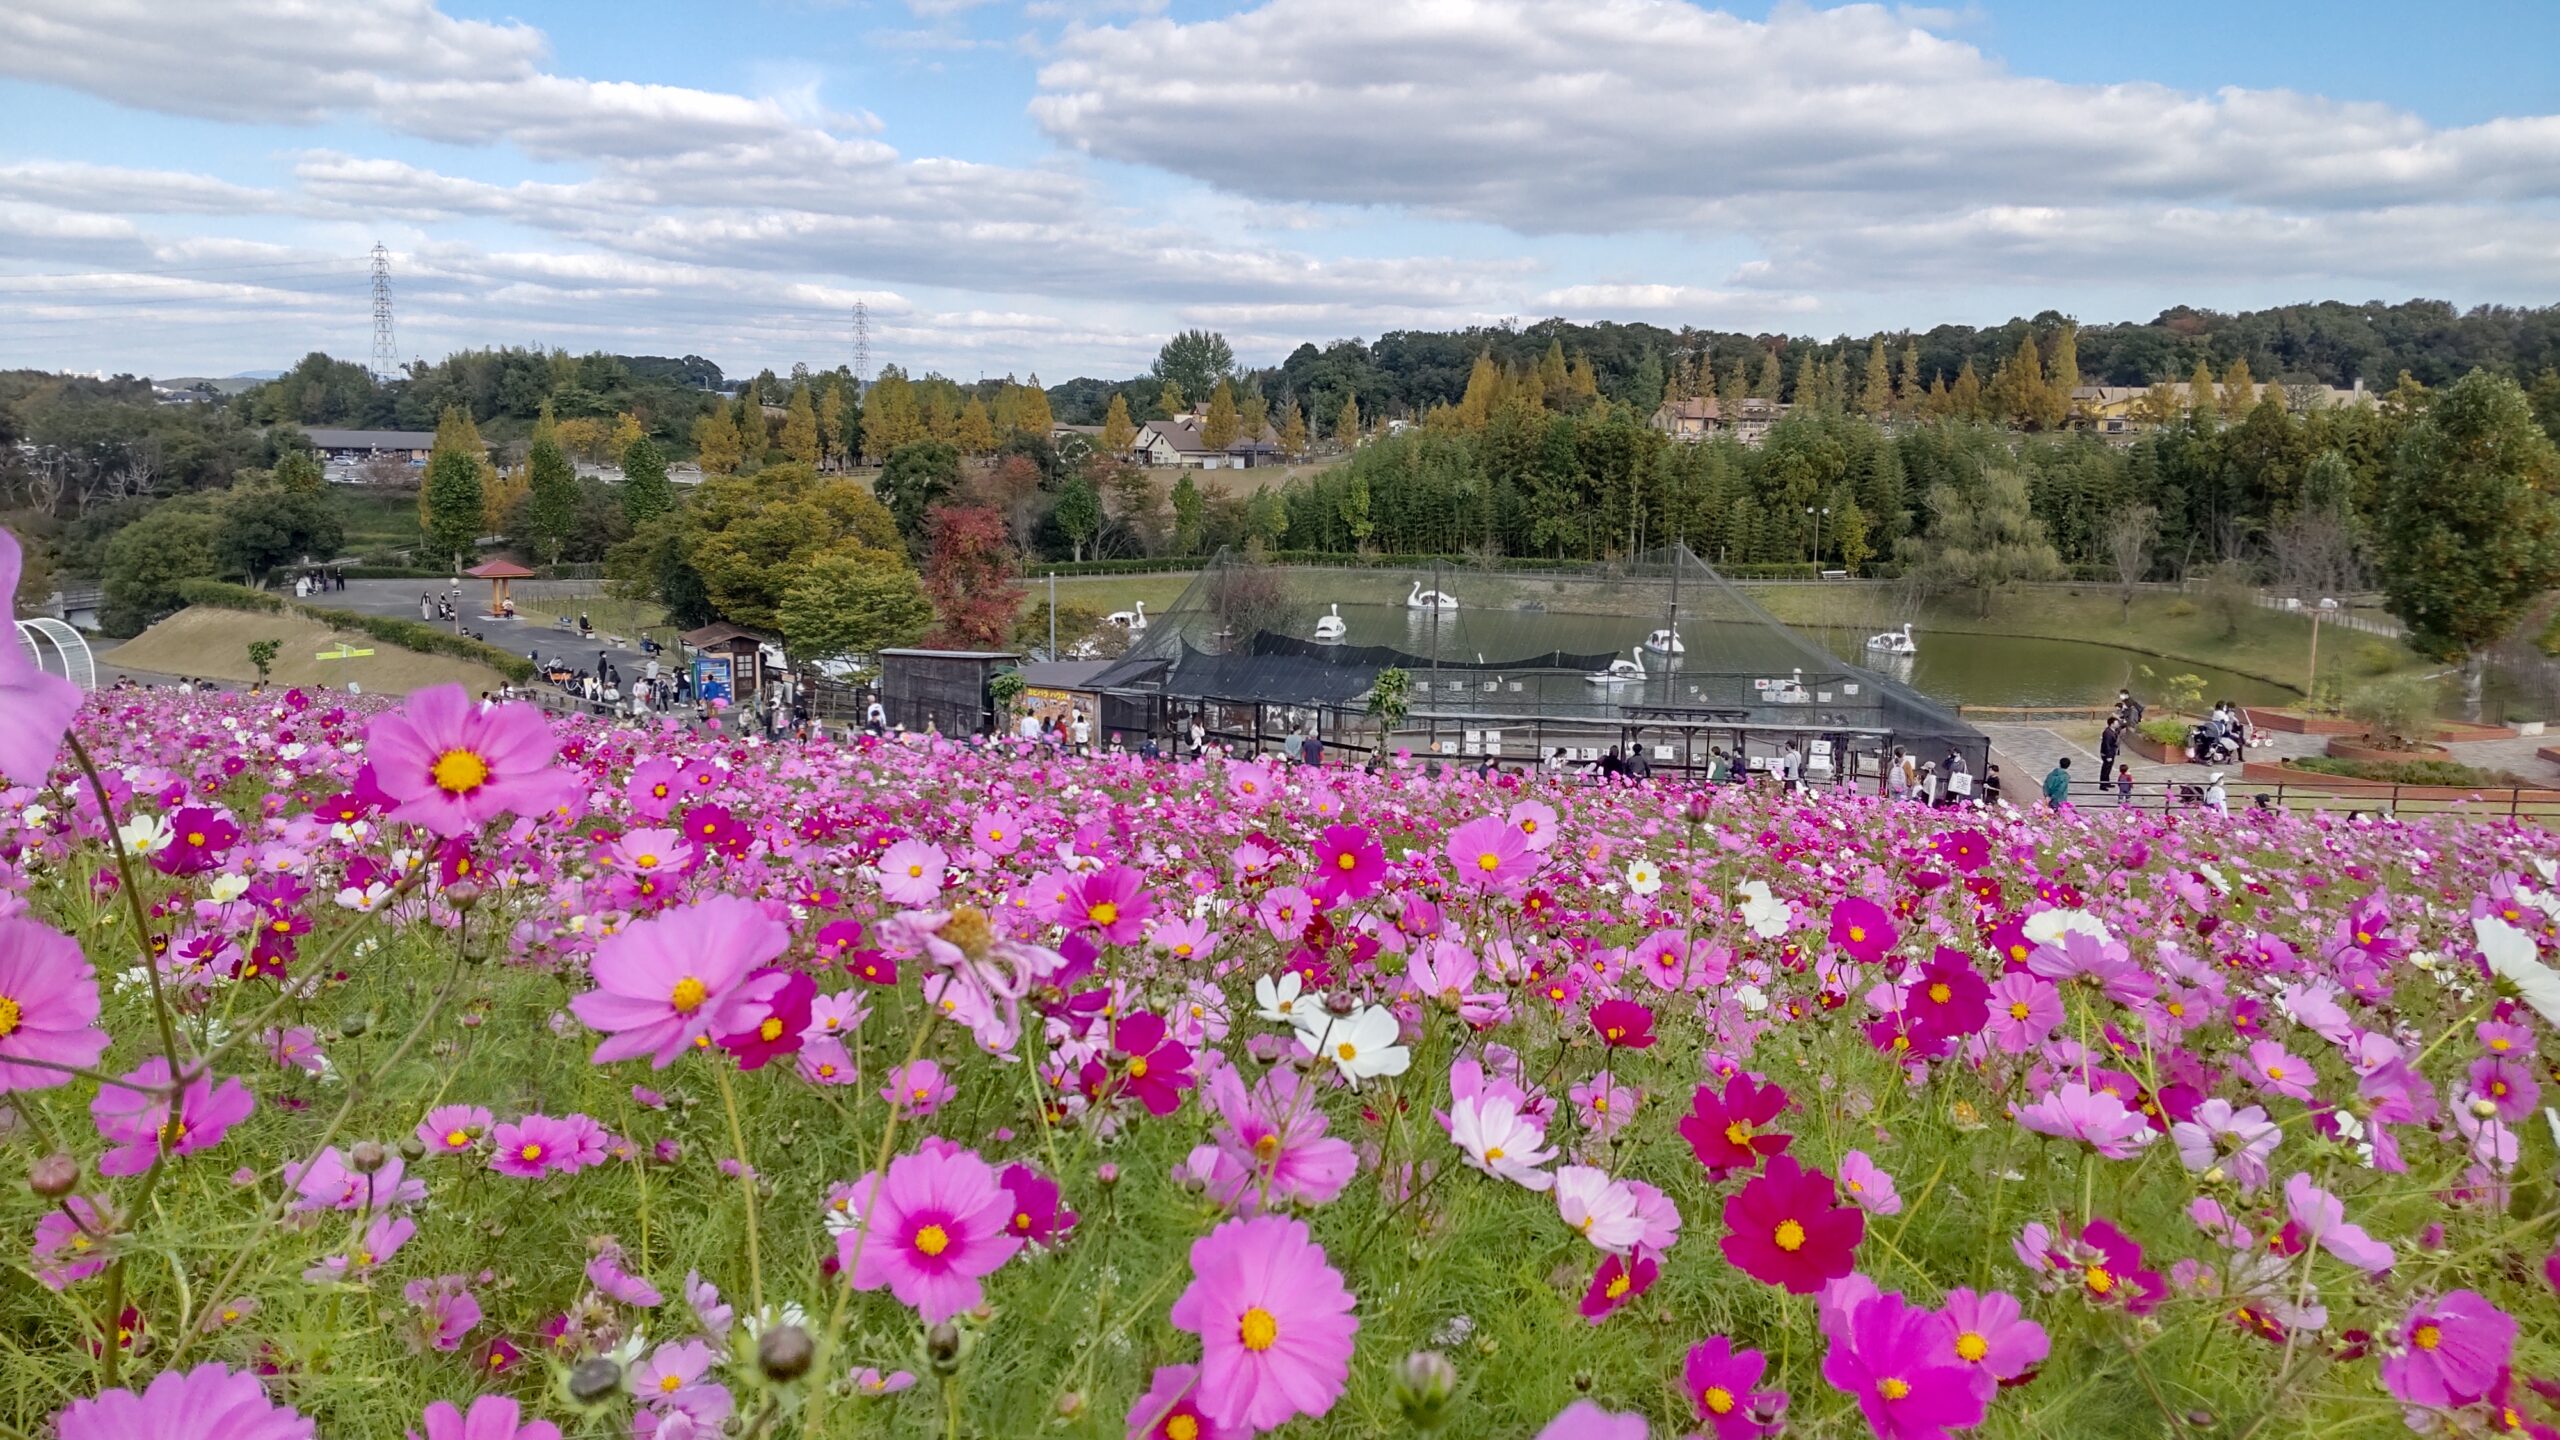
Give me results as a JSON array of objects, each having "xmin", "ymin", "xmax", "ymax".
[{"xmin": 465, "ymin": 558, "xmax": 536, "ymax": 616}]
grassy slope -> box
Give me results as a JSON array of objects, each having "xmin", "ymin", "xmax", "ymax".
[
  {"xmin": 102, "ymin": 607, "xmax": 507, "ymax": 691},
  {"xmin": 331, "ymin": 486, "xmax": 426, "ymax": 557}
]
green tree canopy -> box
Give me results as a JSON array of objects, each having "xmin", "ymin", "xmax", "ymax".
[
  {"xmin": 1151, "ymin": 329, "xmax": 1234, "ymax": 408},
  {"xmin": 421, "ymin": 406, "xmax": 489, "ymax": 569},
  {"xmin": 776, "ymin": 549, "xmax": 934, "ymax": 665},
  {"xmin": 522, "ymin": 431, "xmax": 579, "ymax": 566},
  {"xmin": 620, "ymin": 436, "xmax": 675, "ymax": 526},
  {"xmin": 102, "ymin": 499, "xmax": 223, "ymax": 635},
  {"xmin": 877, "ymin": 440, "xmax": 962, "ymax": 548},
  {"xmin": 217, "ymin": 483, "xmax": 345, "ymax": 585},
  {"xmin": 2375, "ymin": 370, "xmax": 2560, "ymax": 660}
]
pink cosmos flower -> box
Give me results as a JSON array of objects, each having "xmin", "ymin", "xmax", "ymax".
[
  {"xmin": 1081, "ymin": 1011, "xmax": 1197, "ymax": 1117},
  {"xmin": 54, "ymin": 1362, "xmax": 314, "ymax": 1440},
  {"xmin": 1554, "ymin": 1165, "xmax": 1647, "ymax": 1253},
  {"xmin": 882, "ymin": 1059, "xmax": 956, "ymax": 1117},
  {"xmin": 1820, "ymin": 1289, "xmax": 1988, "ymax": 1440},
  {"xmin": 304, "ymin": 1212, "xmax": 415, "ymax": 1282},
  {"xmin": 570, "ymin": 895, "xmax": 790, "ymax": 1069},
  {"xmin": 1686, "ymin": 1334, "xmax": 1786, "ymax": 1439},
  {"xmin": 418, "ymin": 1104, "xmax": 493, "ymax": 1156},
  {"xmin": 1839, "ymin": 1151, "xmax": 1902, "ymax": 1216},
  {"xmin": 1309, "ymin": 824, "xmax": 1385, "ymax": 903},
  {"xmin": 490, "ymin": 1115, "xmax": 579, "ymax": 1178},
  {"xmin": 632, "ymin": 1339, "xmax": 733, "ymax": 1428},
  {"xmin": 1941, "ymin": 1287, "xmax": 2047, "ymax": 1383},
  {"xmin": 2282, "ymin": 1173, "xmax": 2394, "ymax": 1275},
  {"xmin": 999, "ymin": 1163, "xmax": 1079, "ymax": 1246},
  {"xmin": 1589, "ymin": 997, "xmax": 1656, "ymax": 1049},
  {"xmin": 0, "ymin": 915, "xmax": 111, "ymax": 1093},
  {"xmin": 2466, "ymin": 1055, "xmax": 2540, "ymax": 1123},
  {"xmin": 850, "ymin": 1367, "xmax": 918, "ymax": 1397},
  {"xmin": 2017, "ymin": 1081, "xmax": 2155, "ymax": 1159},
  {"xmin": 1128, "ymin": 1363, "xmax": 1230, "ymax": 1440},
  {"xmin": 1984, "ymin": 972, "xmax": 2062, "ymax": 1053},
  {"xmin": 1535, "ymin": 1402, "xmax": 1647, "ymax": 1439},
  {"xmin": 0, "ymin": 528, "xmax": 80, "ymax": 788},
  {"xmin": 2017, "ymin": 1216, "xmax": 2164, "ymax": 1314},
  {"xmin": 1444, "ymin": 1088, "xmax": 1558, "ymax": 1191},
  {"xmin": 91, "ymin": 1058, "xmax": 255, "ymax": 1176},
  {"xmin": 1445, "ymin": 814, "xmax": 1538, "ymax": 893},
  {"xmin": 2379, "ymin": 1291, "xmax": 2516, "ymax": 1408},
  {"xmin": 34, "ymin": 1196, "xmax": 111, "ymax": 1289},
  {"xmin": 876, "ymin": 839, "xmax": 948, "ymax": 906},
  {"xmin": 1571, "ymin": 1071, "xmax": 1639, "ymax": 1139},
  {"xmin": 1197, "ymin": 1065, "xmax": 1355, "ymax": 1211},
  {"xmin": 1065, "ymin": 865, "xmax": 1153, "ymax": 945},
  {"xmin": 411, "ymin": 1395, "xmax": 562, "ymax": 1440},
  {"xmin": 1721, "ymin": 1156, "xmax": 1863, "ymax": 1295},
  {"xmin": 1506, "ymin": 798, "xmax": 1559, "ymax": 850},
  {"xmin": 402, "ymin": 1274, "xmax": 482, "ymax": 1351},
  {"xmin": 1167, "ymin": 1214, "xmax": 1358, "ymax": 1434},
  {"xmin": 588, "ymin": 1242, "xmax": 665, "ymax": 1306},
  {"xmin": 2169, "ymin": 1098, "xmax": 2279, "ymax": 1190},
  {"xmin": 363, "ymin": 684, "xmax": 568, "ymax": 836},
  {"xmin": 287, "ymin": 1147, "xmax": 426, "ymax": 1211},
  {"xmin": 2239, "ymin": 1039, "xmax": 2315, "ymax": 1100},
  {"xmin": 838, "ymin": 1141, "xmax": 1023, "ymax": 1323},
  {"xmin": 1829, "ymin": 897, "xmax": 1898, "ymax": 963}
]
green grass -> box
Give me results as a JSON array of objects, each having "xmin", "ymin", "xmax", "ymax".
[{"xmin": 331, "ymin": 486, "xmax": 427, "ymax": 559}]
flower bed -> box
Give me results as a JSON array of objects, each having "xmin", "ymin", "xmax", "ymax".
[
  {"xmin": 1, "ymin": 530, "xmax": 2556, "ymax": 1439},
  {"xmin": 2324, "ymin": 735, "xmax": 2455, "ymax": 764},
  {"xmin": 2241, "ymin": 707, "xmax": 2364, "ymax": 736}
]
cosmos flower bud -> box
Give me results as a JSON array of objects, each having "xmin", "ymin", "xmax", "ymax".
[
  {"xmin": 444, "ymin": 880, "xmax": 482, "ymax": 909},
  {"xmin": 348, "ymin": 1141, "xmax": 388, "ymax": 1173},
  {"xmin": 29, "ymin": 1152, "xmax": 78, "ymax": 1198},
  {"xmin": 926, "ymin": 1322, "xmax": 963, "ymax": 1375},
  {"xmin": 1096, "ymin": 1162, "xmax": 1119, "ymax": 1189},
  {"xmin": 339, "ymin": 1011, "xmax": 369, "ymax": 1039},
  {"xmin": 397, "ymin": 1137, "xmax": 427, "ymax": 1162},
  {"xmin": 758, "ymin": 1324, "xmax": 814, "ymax": 1382},
  {"xmin": 1325, "ymin": 992, "xmax": 1358, "ymax": 1017},
  {"xmin": 1055, "ymin": 1391, "xmax": 1087, "ymax": 1420},
  {"xmin": 2469, "ymin": 1097, "xmax": 2499, "ymax": 1119},
  {"xmin": 1685, "ymin": 797, "xmax": 1711, "ymax": 825},
  {"xmin": 1392, "ymin": 1350, "xmax": 1457, "ymax": 1430},
  {"xmin": 567, "ymin": 1357, "xmax": 623, "ymax": 1406}
]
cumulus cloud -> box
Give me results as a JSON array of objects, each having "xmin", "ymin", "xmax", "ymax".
[{"xmin": 1032, "ymin": 0, "xmax": 2560, "ymax": 295}]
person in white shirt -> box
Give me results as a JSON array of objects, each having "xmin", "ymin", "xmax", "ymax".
[
  {"xmin": 2204, "ymin": 771, "xmax": 2229, "ymax": 814},
  {"xmin": 1071, "ymin": 712, "xmax": 1092, "ymax": 753}
]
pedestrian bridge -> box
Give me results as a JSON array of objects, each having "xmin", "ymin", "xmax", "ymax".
[{"xmin": 15, "ymin": 616, "xmax": 95, "ymax": 691}]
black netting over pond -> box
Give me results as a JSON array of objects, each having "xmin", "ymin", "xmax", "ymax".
[{"xmin": 1083, "ymin": 547, "xmax": 1988, "ymax": 771}]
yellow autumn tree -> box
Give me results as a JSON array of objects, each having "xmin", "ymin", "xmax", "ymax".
[
  {"xmin": 781, "ymin": 383, "xmax": 822, "ymax": 465},
  {"xmin": 952, "ymin": 397, "xmax": 997, "ymax": 455},
  {"xmin": 1016, "ymin": 375, "xmax": 1054, "ymax": 437},
  {"xmin": 1333, "ymin": 394, "xmax": 1361, "ymax": 447},
  {"xmin": 1101, "ymin": 393, "xmax": 1138, "ymax": 454},
  {"xmin": 1202, "ymin": 379, "xmax": 1240, "ymax": 450},
  {"xmin": 863, "ymin": 368, "xmax": 926, "ymax": 456},
  {"xmin": 692, "ymin": 406, "xmax": 743, "ymax": 475}
]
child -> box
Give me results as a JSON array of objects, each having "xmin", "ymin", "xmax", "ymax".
[{"xmin": 2116, "ymin": 765, "xmax": 2135, "ymax": 807}]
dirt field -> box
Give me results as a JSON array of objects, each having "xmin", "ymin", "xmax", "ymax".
[{"xmin": 102, "ymin": 608, "xmax": 507, "ymax": 694}]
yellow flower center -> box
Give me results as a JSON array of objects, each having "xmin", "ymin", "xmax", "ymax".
[
  {"xmin": 1014, "ymin": 1211, "xmax": 1033, "ymax": 1231},
  {"xmin": 1774, "ymin": 1220, "xmax": 1806, "ymax": 1252},
  {"xmin": 1724, "ymin": 1121, "xmax": 1752, "ymax": 1147},
  {"xmin": 1477, "ymin": 852, "xmax": 1501, "ymax": 872},
  {"xmin": 1336, "ymin": 1042, "xmax": 1358, "ymax": 1062},
  {"xmin": 1878, "ymin": 1377, "xmax": 1911, "ymax": 1401},
  {"xmin": 1166, "ymin": 1417, "xmax": 1199, "ymax": 1440},
  {"xmin": 907, "ymin": 865, "xmax": 924, "ymax": 878},
  {"xmin": 759, "ymin": 1017, "xmax": 784, "ymax": 1042},
  {"xmin": 0, "ymin": 994, "xmax": 20, "ymax": 1038},
  {"xmin": 1338, "ymin": 852, "xmax": 1358, "ymax": 870},
  {"xmin": 1604, "ymin": 1273, "xmax": 1630, "ymax": 1299},
  {"xmin": 2008, "ymin": 1001, "xmax": 2030, "ymax": 1020},
  {"xmin": 2265, "ymin": 1065, "xmax": 2285, "ymax": 1081},
  {"xmin": 2413, "ymin": 1324, "xmax": 2441, "ymax": 1351},
  {"xmin": 445, "ymin": 1129, "xmax": 470, "ymax": 1147},
  {"xmin": 1928, "ymin": 982, "xmax": 1951, "ymax": 1004},
  {"xmin": 659, "ymin": 1374, "xmax": 683, "ymax": 1394},
  {"xmin": 1254, "ymin": 1134, "xmax": 1281, "ymax": 1162},
  {"xmin": 520, "ymin": 1144, "xmax": 543, "ymax": 1162},
  {"xmin": 1702, "ymin": 1385, "xmax": 1735, "ymax": 1415},
  {"xmin": 1238, "ymin": 1306, "xmax": 1279, "ymax": 1351},
  {"xmin": 670, "ymin": 976, "xmax": 708, "ymax": 1014},
  {"xmin": 1128, "ymin": 1056, "xmax": 1151, "ymax": 1079},
  {"xmin": 431, "ymin": 749, "xmax": 491, "ymax": 795},
  {"xmin": 914, "ymin": 1224, "xmax": 950, "ymax": 1257},
  {"xmin": 1848, "ymin": 925, "xmax": 1866, "ymax": 942},
  {"xmin": 1956, "ymin": 1332, "xmax": 1989, "ymax": 1363},
  {"xmin": 1090, "ymin": 901, "xmax": 1119, "ymax": 926},
  {"xmin": 1483, "ymin": 1146, "xmax": 1505, "ymax": 1162},
  {"xmin": 187, "ymin": 832, "xmax": 205, "ymax": 847},
  {"xmin": 2084, "ymin": 1265, "xmax": 2115, "ymax": 1295},
  {"xmin": 1593, "ymin": 1096, "xmax": 1609, "ymax": 1112}
]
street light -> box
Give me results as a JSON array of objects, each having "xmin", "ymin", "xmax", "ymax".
[
  {"xmin": 2306, "ymin": 596, "xmax": 2338, "ymax": 702},
  {"xmin": 1805, "ymin": 505, "xmax": 1830, "ymax": 564}
]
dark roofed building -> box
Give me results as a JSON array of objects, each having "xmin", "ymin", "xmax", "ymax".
[{"xmin": 299, "ymin": 428, "xmax": 439, "ymax": 462}]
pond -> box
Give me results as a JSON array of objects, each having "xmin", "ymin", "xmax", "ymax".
[{"xmin": 1277, "ymin": 602, "xmax": 2295, "ymax": 714}]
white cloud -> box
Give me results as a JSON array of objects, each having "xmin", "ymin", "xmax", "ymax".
[{"xmin": 1031, "ymin": 0, "xmax": 2560, "ymax": 298}]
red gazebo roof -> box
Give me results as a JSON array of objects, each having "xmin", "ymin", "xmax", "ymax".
[{"xmin": 465, "ymin": 559, "xmax": 536, "ymax": 579}]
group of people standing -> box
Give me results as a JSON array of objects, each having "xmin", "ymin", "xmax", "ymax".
[{"xmin": 289, "ymin": 569, "xmax": 346, "ymax": 598}]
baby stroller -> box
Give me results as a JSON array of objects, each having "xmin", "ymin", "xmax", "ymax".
[{"xmin": 2186, "ymin": 723, "xmax": 2241, "ymax": 766}]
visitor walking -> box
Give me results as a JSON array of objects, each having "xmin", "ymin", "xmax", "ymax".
[
  {"xmin": 2042, "ymin": 756, "xmax": 2073, "ymax": 808},
  {"xmin": 1885, "ymin": 746, "xmax": 1912, "ymax": 801},
  {"xmin": 2204, "ymin": 770, "xmax": 2229, "ymax": 815},
  {"xmin": 2097, "ymin": 718, "xmax": 2122, "ymax": 788},
  {"xmin": 2116, "ymin": 764, "xmax": 2135, "ymax": 808}
]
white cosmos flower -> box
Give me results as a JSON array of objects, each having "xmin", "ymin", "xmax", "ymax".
[
  {"xmin": 1446, "ymin": 1091, "xmax": 1556, "ymax": 1191},
  {"xmin": 1738, "ymin": 880, "xmax": 1789, "ymax": 939},
  {"xmin": 1253, "ymin": 972, "xmax": 1322, "ymax": 1027},
  {"xmin": 2023, "ymin": 907, "xmax": 2115, "ymax": 949},
  {"xmin": 20, "ymin": 804, "xmax": 49, "ymax": 828},
  {"xmin": 2475, "ymin": 915, "xmax": 2560, "ymax": 1029},
  {"xmin": 1625, "ymin": 859, "xmax": 1662, "ymax": 897},
  {"xmin": 1297, "ymin": 1003, "xmax": 1409, "ymax": 1086},
  {"xmin": 207, "ymin": 873, "xmax": 251, "ymax": 903},
  {"xmin": 1734, "ymin": 983, "xmax": 1770, "ymax": 1013},
  {"xmin": 118, "ymin": 814, "xmax": 174, "ymax": 857}
]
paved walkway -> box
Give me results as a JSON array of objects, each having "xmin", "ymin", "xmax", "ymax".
[{"xmin": 333, "ymin": 580, "xmax": 662, "ymax": 687}]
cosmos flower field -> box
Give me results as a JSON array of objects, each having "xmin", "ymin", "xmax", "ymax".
[{"xmin": 2, "ymin": 670, "xmax": 2558, "ymax": 1435}]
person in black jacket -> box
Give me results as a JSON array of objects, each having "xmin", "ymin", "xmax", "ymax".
[{"xmin": 2098, "ymin": 717, "xmax": 2122, "ymax": 788}]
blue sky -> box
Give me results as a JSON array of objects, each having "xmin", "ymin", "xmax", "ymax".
[{"xmin": 3, "ymin": 0, "xmax": 2556, "ymax": 383}]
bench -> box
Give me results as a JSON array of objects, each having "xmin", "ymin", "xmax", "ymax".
[{"xmin": 1820, "ymin": 569, "xmax": 1849, "ymax": 580}]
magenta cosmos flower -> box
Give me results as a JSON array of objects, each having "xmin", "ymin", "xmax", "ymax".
[
  {"xmin": 1127, "ymin": 1364, "xmax": 1230, "ymax": 1440},
  {"xmin": 0, "ymin": 915, "xmax": 110, "ymax": 1094},
  {"xmin": 570, "ymin": 896, "xmax": 790, "ymax": 1069},
  {"xmin": 2379, "ymin": 1291, "xmax": 2516, "ymax": 1408},
  {"xmin": 1308, "ymin": 824, "xmax": 1385, "ymax": 903},
  {"xmin": 1444, "ymin": 814, "xmax": 1537, "ymax": 893},
  {"xmin": 1720, "ymin": 1155, "xmax": 1863, "ymax": 1294},
  {"xmin": 1679, "ymin": 1074, "xmax": 1792, "ymax": 1177},
  {"xmin": 1829, "ymin": 897, "xmax": 1898, "ymax": 963},
  {"xmin": 1589, "ymin": 997, "xmax": 1657, "ymax": 1050},
  {"xmin": 838, "ymin": 1141, "xmax": 1023, "ymax": 1323},
  {"xmin": 1686, "ymin": 1334, "xmax": 1785, "ymax": 1439},
  {"xmin": 363, "ymin": 684, "xmax": 568, "ymax": 837},
  {"xmin": 1820, "ymin": 1289, "xmax": 1988, "ymax": 1440},
  {"xmin": 0, "ymin": 527, "xmax": 80, "ymax": 788},
  {"xmin": 91, "ymin": 1057, "xmax": 255, "ymax": 1176},
  {"xmin": 1534, "ymin": 1402, "xmax": 1648, "ymax": 1440},
  {"xmin": 54, "ymin": 1362, "xmax": 314, "ymax": 1440},
  {"xmin": 411, "ymin": 1395, "xmax": 561, "ymax": 1440},
  {"xmin": 1941, "ymin": 1287, "xmax": 2047, "ymax": 1384},
  {"xmin": 1168, "ymin": 1214, "xmax": 1358, "ymax": 1434}
]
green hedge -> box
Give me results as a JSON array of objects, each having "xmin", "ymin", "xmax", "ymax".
[
  {"xmin": 2284, "ymin": 756, "xmax": 2535, "ymax": 789},
  {"xmin": 2137, "ymin": 717, "xmax": 2191, "ymax": 747},
  {"xmin": 173, "ymin": 580, "xmax": 534, "ymax": 683}
]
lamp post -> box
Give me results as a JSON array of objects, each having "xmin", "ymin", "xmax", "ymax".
[
  {"xmin": 1805, "ymin": 505, "xmax": 1830, "ymax": 565},
  {"xmin": 2306, "ymin": 596, "xmax": 2338, "ymax": 703}
]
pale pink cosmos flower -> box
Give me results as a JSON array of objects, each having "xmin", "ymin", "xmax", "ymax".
[
  {"xmin": 90, "ymin": 1058, "xmax": 255, "ymax": 1176},
  {"xmin": 54, "ymin": 1363, "xmax": 314, "ymax": 1440},
  {"xmin": 1553, "ymin": 1165, "xmax": 1646, "ymax": 1253},
  {"xmin": 402, "ymin": 1274, "xmax": 482, "ymax": 1352},
  {"xmin": 1839, "ymin": 1151, "xmax": 1903, "ymax": 1216},
  {"xmin": 1570, "ymin": 1071, "xmax": 1639, "ymax": 1140},
  {"xmin": 882, "ymin": 1058, "xmax": 955, "ymax": 1116},
  {"xmin": 2240, "ymin": 1040, "xmax": 2315, "ymax": 1101},
  {"xmin": 837, "ymin": 1141, "xmax": 1023, "ymax": 1323},
  {"xmin": 2169, "ymin": 1098, "xmax": 2280, "ymax": 1190},
  {"xmin": 1195, "ymin": 1065, "xmax": 1356, "ymax": 1212},
  {"xmin": 632, "ymin": 1338, "xmax": 733, "ymax": 1429},
  {"xmin": 2282, "ymin": 1172, "xmax": 2394, "ymax": 1275},
  {"xmin": 0, "ymin": 527, "xmax": 81, "ymax": 789},
  {"xmin": 1984, "ymin": 973, "xmax": 2064, "ymax": 1053},
  {"xmin": 1444, "ymin": 1089, "xmax": 1558, "ymax": 1191},
  {"xmin": 364, "ymin": 684, "xmax": 570, "ymax": 837},
  {"xmin": 412, "ymin": 1395, "xmax": 561, "ymax": 1440},
  {"xmin": 1166, "ymin": 1214, "xmax": 1357, "ymax": 1434},
  {"xmin": 876, "ymin": 839, "xmax": 948, "ymax": 906},
  {"xmin": 2018, "ymin": 1081, "xmax": 2155, "ymax": 1159}
]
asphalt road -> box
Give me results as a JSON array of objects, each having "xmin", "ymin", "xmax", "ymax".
[{"xmin": 334, "ymin": 579, "xmax": 665, "ymax": 688}]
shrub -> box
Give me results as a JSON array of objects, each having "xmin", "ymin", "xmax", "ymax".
[
  {"xmin": 2162, "ymin": 598, "xmax": 2197, "ymax": 618},
  {"xmin": 2284, "ymin": 756, "xmax": 2533, "ymax": 788},
  {"xmin": 2343, "ymin": 677, "xmax": 2438, "ymax": 749},
  {"xmin": 2137, "ymin": 717, "xmax": 2190, "ymax": 748},
  {"xmin": 2352, "ymin": 640, "xmax": 2398, "ymax": 677}
]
